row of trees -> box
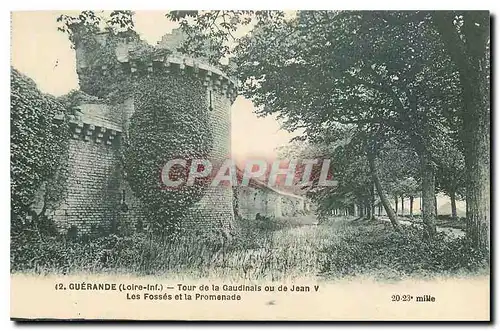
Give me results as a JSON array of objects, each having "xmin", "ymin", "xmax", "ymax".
[
  {"xmin": 168, "ymin": 10, "xmax": 490, "ymax": 250},
  {"xmin": 280, "ymin": 136, "xmax": 459, "ymax": 221}
]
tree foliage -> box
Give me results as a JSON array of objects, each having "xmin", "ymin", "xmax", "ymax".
[
  {"xmin": 166, "ymin": 10, "xmax": 282, "ymax": 66},
  {"xmin": 172, "ymin": 10, "xmax": 489, "ymax": 248}
]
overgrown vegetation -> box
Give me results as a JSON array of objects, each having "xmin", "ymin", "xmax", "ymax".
[
  {"xmin": 10, "ymin": 68, "xmax": 70, "ymax": 224},
  {"xmin": 320, "ymin": 219, "xmax": 488, "ymax": 279},
  {"xmin": 11, "ymin": 216, "xmax": 286, "ymax": 276},
  {"xmin": 124, "ymin": 74, "xmax": 213, "ymax": 236},
  {"xmin": 11, "ymin": 216, "xmax": 488, "ymax": 280},
  {"xmin": 57, "ymin": 10, "xmax": 138, "ymax": 99}
]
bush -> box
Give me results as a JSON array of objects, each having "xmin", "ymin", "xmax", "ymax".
[
  {"xmin": 319, "ymin": 224, "xmax": 489, "ymax": 278},
  {"xmin": 10, "ymin": 227, "xmax": 226, "ymax": 275}
]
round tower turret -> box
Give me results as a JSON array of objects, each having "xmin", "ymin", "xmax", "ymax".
[{"xmin": 74, "ymin": 29, "xmax": 238, "ymax": 236}]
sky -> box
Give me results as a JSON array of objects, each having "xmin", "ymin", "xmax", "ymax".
[{"xmin": 10, "ymin": 11, "xmax": 298, "ymax": 163}]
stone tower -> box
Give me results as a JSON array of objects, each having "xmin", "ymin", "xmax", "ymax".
[{"xmin": 47, "ymin": 29, "xmax": 237, "ymax": 236}]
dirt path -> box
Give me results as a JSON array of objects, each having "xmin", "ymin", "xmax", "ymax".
[
  {"xmin": 281, "ymin": 214, "xmax": 465, "ymax": 239},
  {"xmin": 378, "ymin": 216, "xmax": 465, "ymax": 238}
]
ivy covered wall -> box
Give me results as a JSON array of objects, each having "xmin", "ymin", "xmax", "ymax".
[
  {"xmin": 124, "ymin": 73, "xmax": 214, "ymax": 236},
  {"xmin": 11, "ymin": 68, "xmax": 70, "ymax": 229},
  {"xmin": 48, "ymin": 16, "xmax": 238, "ymax": 238}
]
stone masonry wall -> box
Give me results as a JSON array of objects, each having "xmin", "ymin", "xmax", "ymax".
[
  {"xmin": 46, "ymin": 90, "xmax": 307, "ymax": 235},
  {"xmin": 50, "ymin": 137, "xmax": 122, "ymax": 234},
  {"xmin": 183, "ymin": 85, "xmax": 235, "ymax": 233},
  {"xmin": 48, "ymin": 101, "xmax": 148, "ymax": 236},
  {"xmin": 236, "ymin": 185, "xmax": 307, "ymax": 220}
]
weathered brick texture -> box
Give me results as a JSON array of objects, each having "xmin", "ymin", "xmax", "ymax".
[
  {"xmin": 50, "ymin": 136, "xmax": 122, "ymax": 234},
  {"xmin": 236, "ymin": 186, "xmax": 307, "ymax": 220},
  {"xmin": 183, "ymin": 87, "xmax": 235, "ymax": 232}
]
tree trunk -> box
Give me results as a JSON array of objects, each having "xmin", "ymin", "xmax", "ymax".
[
  {"xmin": 433, "ymin": 11, "xmax": 490, "ymax": 251},
  {"xmin": 450, "ymin": 191, "xmax": 457, "ymax": 219},
  {"xmin": 400, "ymin": 195, "xmax": 404, "ymax": 216},
  {"xmin": 409, "ymin": 196, "xmax": 414, "ymax": 217},
  {"xmin": 420, "ymin": 150, "xmax": 437, "ymax": 239},
  {"xmin": 371, "ymin": 184, "xmax": 376, "ymax": 220},
  {"xmin": 463, "ymin": 43, "xmax": 490, "ymax": 251},
  {"xmin": 394, "ymin": 195, "xmax": 398, "ymax": 215},
  {"xmin": 465, "ymin": 123, "xmax": 490, "ymax": 251},
  {"xmin": 368, "ymin": 153, "xmax": 402, "ymax": 232},
  {"xmin": 366, "ymin": 203, "xmax": 372, "ymax": 220},
  {"xmin": 434, "ymin": 194, "xmax": 438, "ymax": 217}
]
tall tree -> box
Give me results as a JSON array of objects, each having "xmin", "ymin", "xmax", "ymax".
[
  {"xmin": 172, "ymin": 10, "xmax": 488, "ymax": 243},
  {"xmin": 233, "ymin": 11, "xmax": 464, "ymax": 237},
  {"xmin": 435, "ymin": 138, "xmax": 466, "ymax": 219},
  {"xmin": 433, "ymin": 11, "xmax": 490, "ymax": 250}
]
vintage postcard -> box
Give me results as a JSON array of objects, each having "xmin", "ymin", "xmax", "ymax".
[{"xmin": 10, "ymin": 10, "xmax": 490, "ymax": 321}]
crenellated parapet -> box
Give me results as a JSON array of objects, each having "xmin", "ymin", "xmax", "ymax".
[
  {"xmin": 75, "ymin": 29, "xmax": 239, "ymax": 103},
  {"xmin": 124, "ymin": 54, "xmax": 238, "ymax": 103},
  {"xmin": 66, "ymin": 104, "xmax": 122, "ymax": 145}
]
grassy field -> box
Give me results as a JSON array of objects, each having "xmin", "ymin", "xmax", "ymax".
[{"xmin": 11, "ymin": 216, "xmax": 488, "ymax": 281}]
